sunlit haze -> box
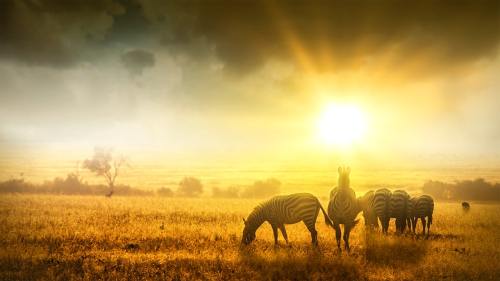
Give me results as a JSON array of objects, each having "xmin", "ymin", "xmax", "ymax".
[{"xmin": 0, "ymin": 0, "xmax": 499, "ymax": 190}]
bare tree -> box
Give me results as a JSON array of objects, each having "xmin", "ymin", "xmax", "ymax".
[{"xmin": 83, "ymin": 147, "xmax": 127, "ymax": 197}]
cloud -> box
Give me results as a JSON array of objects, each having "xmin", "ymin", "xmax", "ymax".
[
  {"xmin": 121, "ymin": 49, "xmax": 155, "ymax": 75},
  {"xmin": 1, "ymin": 0, "xmax": 498, "ymax": 75},
  {"xmin": 0, "ymin": 0, "xmax": 124, "ymax": 67},
  {"xmin": 140, "ymin": 0, "xmax": 500, "ymax": 74}
]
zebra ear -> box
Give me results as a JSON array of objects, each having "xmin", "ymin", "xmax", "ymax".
[
  {"xmin": 243, "ymin": 218, "xmax": 247, "ymax": 224},
  {"xmin": 338, "ymin": 166, "xmax": 342, "ymax": 174}
]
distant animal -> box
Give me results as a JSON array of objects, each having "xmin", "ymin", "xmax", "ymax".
[
  {"xmin": 241, "ymin": 193, "xmax": 333, "ymax": 246},
  {"xmin": 373, "ymin": 188, "xmax": 392, "ymax": 234},
  {"xmin": 358, "ymin": 190, "xmax": 378, "ymax": 229},
  {"xmin": 462, "ymin": 202, "xmax": 470, "ymax": 211},
  {"xmin": 389, "ymin": 190, "xmax": 410, "ymax": 234},
  {"xmin": 105, "ymin": 190, "xmax": 114, "ymax": 198},
  {"xmin": 411, "ymin": 195, "xmax": 434, "ymax": 237},
  {"xmin": 328, "ymin": 166, "xmax": 361, "ymax": 251}
]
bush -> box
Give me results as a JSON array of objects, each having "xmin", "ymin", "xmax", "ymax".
[
  {"xmin": 422, "ymin": 178, "xmax": 500, "ymax": 201},
  {"xmin": 241, "ymin": 178, "xmax": 281, "ymax": 198},
  {"xmin": 178, "ymin": 177, "xmax": 203, "ymax": 197},
  {"xmin": 212, "ymin": 186, "xmax": 240, "ymax": 198},
  {"xmin": 0, "ymin": 174, "xmax": 153, "ymax": 196},
  {"xmin": 157, "ymin": 187, "xmax": 175, "ymax": 197}
]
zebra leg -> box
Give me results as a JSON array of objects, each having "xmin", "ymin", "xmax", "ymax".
[
  {"xmin": 421, "ymin": 217, "xmax": 426, "ymax": 236},
  {"xmin": 426, "ymin": 216, "xmax": 431, "ymax": 237},
  {"xmin": 334, "ymin": 223, "xmax": 342, "ymax": 249},
  {"xmin": 278, "ymin": 224, "xmax": 289, "ymax": 244},
  {"xmin": 303, "ymin": 220, "xmax": 318, "ymax": 246},
  {"xmin": 383, "ymin": 217, "xmax": 390, "ymax": 234},
  {"xmin": 343, "ymin": 224, "xmax": 352, "ymax": 251},
  {"xmin": 271, "ymin": 224, "xmax": 279, "ymax": 245}
]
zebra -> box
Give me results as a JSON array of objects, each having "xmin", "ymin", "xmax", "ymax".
[
  {"xmin": 389, "ymin": 190, "xmax": 410, "ymax": 234},
  {"xmin": 373, "ymin": 188, "xmax": 392, "ymax": 234},
  {"xmin": 358, "ymin": 190, "xmax": 378, "ymax": 229},
  {"xmin": 241, "ymin": 193, "xmax": 333, "ymax": 246},
  {"xmin": 328, "ymin": 166, "xmax": 361, "ymax": 251},
  {"xmin": 411, "ymin": 195, "xmax": 434, "ymax": 237}
]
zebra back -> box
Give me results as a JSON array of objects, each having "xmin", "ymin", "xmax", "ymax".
[
  {"xmin": 414, "ymin": 195, "xmax": 434, "ymax": 218},
  {"xmin": 373, "ymin": 188, "xmax": 391, "ymax": 220},
  {"xmin": 408, "ymin": 196, "xmax": 418, "ymax": 218},
  {"xmin": 359, "ymin": 190, "xmax": 377, "ymax": 226},
  {"xmin": 390, "ymin": 190, "xmax": 410, "ymax": 218}
]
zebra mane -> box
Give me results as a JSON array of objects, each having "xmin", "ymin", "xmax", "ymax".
[
  {"xmin": 337, "ymin": 166, "xmax": 351, "ymax": 189},
  {"xmin": 245, "ymin": 202, "xmax": 267, "ymax": 231}
]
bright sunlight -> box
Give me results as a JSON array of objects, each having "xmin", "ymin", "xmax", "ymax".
[{"xmin": 316, "ymin": 103, "xmax": 367, "ymax": 147}]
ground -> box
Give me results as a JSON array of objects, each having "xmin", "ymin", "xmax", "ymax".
[{"xmin": 0, "ymin": 195, "xmax": 499, "ymax": 280}]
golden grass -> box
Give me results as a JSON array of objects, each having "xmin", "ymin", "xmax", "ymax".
[{"xmin": 0, "ymin": 195, "xmax": 499, "ymax": 280}]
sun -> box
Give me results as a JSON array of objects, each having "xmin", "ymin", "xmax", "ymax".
[{"xmin": 316, "ymin": 103, "xmax": 367, "ymax": 146}]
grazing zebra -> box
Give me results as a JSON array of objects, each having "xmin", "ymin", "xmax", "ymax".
[
  {"xmin": 373, "ymin": 188, "xmax": 392, "ymax": 234},
  {"xmin": 328, "ymin": 167, "xmax": 361, "ymax": 251},
  {"xmin": 411, "ymin": 195, "xmax": 434, "ymax": 237},
  {"xmin": 358, "ymin": 190, "xmax": 378, "ymax": 228},
  {"xmin": 241, "ymin": 193, "xmax": 333, "ymax": 246},
  {"xmin": 389, "ymin": 190, "xmax": 410, "ymax": 234}
]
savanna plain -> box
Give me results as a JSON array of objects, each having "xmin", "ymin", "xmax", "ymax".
[{"xmin": 0, "ymin": 195, "xmax": 499, "ymax": 281}]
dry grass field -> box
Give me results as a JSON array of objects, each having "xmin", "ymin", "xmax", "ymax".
[{"xmin": 0, "ymin": 194, "xmax": 499, "ymax": 280}]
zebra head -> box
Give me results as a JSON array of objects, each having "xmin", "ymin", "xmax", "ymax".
[
  {"xmin": 337, "ymin": 166, "xmax": 351, "ymax": 189},
  {"xmin": 241, "ymin": 218, "xmax": 256, "ymax": 245}
]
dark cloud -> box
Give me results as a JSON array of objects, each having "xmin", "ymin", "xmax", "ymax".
[
  {"xmin": 121, "ymin": 49, "xmax": 155, "ymax": 75},
  {"xmin": 0, "ymin": 0, "xmax": 498, "ymax": 74},
  {"xmin": 140, "ymin": 0, "xmax": 500, "ymax": 74},
  {"xmin": 0, "ymin": 0, "xmax": 124, "ymax": 67}
]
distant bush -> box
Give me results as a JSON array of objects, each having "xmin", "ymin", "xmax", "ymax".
[
  {"xmin": 0, "ymin": 173, "xmax": 153, "ymax": 196},
  {"xmin": 241, "ymin": 178, "xmax": 281, "ymax": 198},
  {"xmin": 212, "ymin": 186, "xmax": 240, "ymax": 198},
  {"xmin": 0, "ymin": 178, "xmax": 35, "ymax": 193},
  {"xmin": 178, "ymin": 177, "xmax": 203, "ymax": 197},
  {"xmin": 157, "ymin": 187, "xmax": 175, "ymax": 197},
  {"xmin": 423, "ymin": 178, "xmax": 500, "ymax": 201}
]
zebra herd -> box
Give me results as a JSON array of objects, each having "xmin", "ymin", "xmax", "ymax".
[{"xmin": 241, "ymin": 166, "xmax": 434, "ymax": 251}]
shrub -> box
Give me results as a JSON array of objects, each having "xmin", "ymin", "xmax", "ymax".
[
  {"xmin": 178, "ymin": 177, "xmax": 203, "ymax": 197},
  {"xmin": 241, "ymin": 178, "xmax": 281, "ymax": 198}
]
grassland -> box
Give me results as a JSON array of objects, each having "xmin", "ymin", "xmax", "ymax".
[{"xmin": 0, "ymin": 195, "xmax": 499, "ymax": 280}]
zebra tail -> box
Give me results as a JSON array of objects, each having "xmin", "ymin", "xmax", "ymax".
[{"xmin": 318, "ymin": 200, "xmax": 334, "ymax": 227}]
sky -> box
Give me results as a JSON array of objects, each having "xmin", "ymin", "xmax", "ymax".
[{"xmin": 0, "ymin": 0, "xmax": 499, "ymax": 174}]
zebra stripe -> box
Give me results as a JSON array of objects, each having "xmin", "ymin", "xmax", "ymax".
[
  {"xmin": 358, "ymin": 190, "xmax": 378, "ymax": 228},
  {"xmin": 329, "ymin": 187, "xmax": 359, "ymax": 224},
  {"xmin": 412, "ymin": 195, "xmax": 434, "ymax": 237},
  {"xmin": 389, "ymin": 190, "xmax": 410, "ymax": 233},
  {"xmin": 373, "ymin": 188, "xmax": 392, "ymax": 234},
  {"xmin": 328, "ymin": 166, "xmax": 360, "ymax": 251},
  {"xmin": 242, "ymin": 193, "xmax": 333, "ymax": 246}
]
